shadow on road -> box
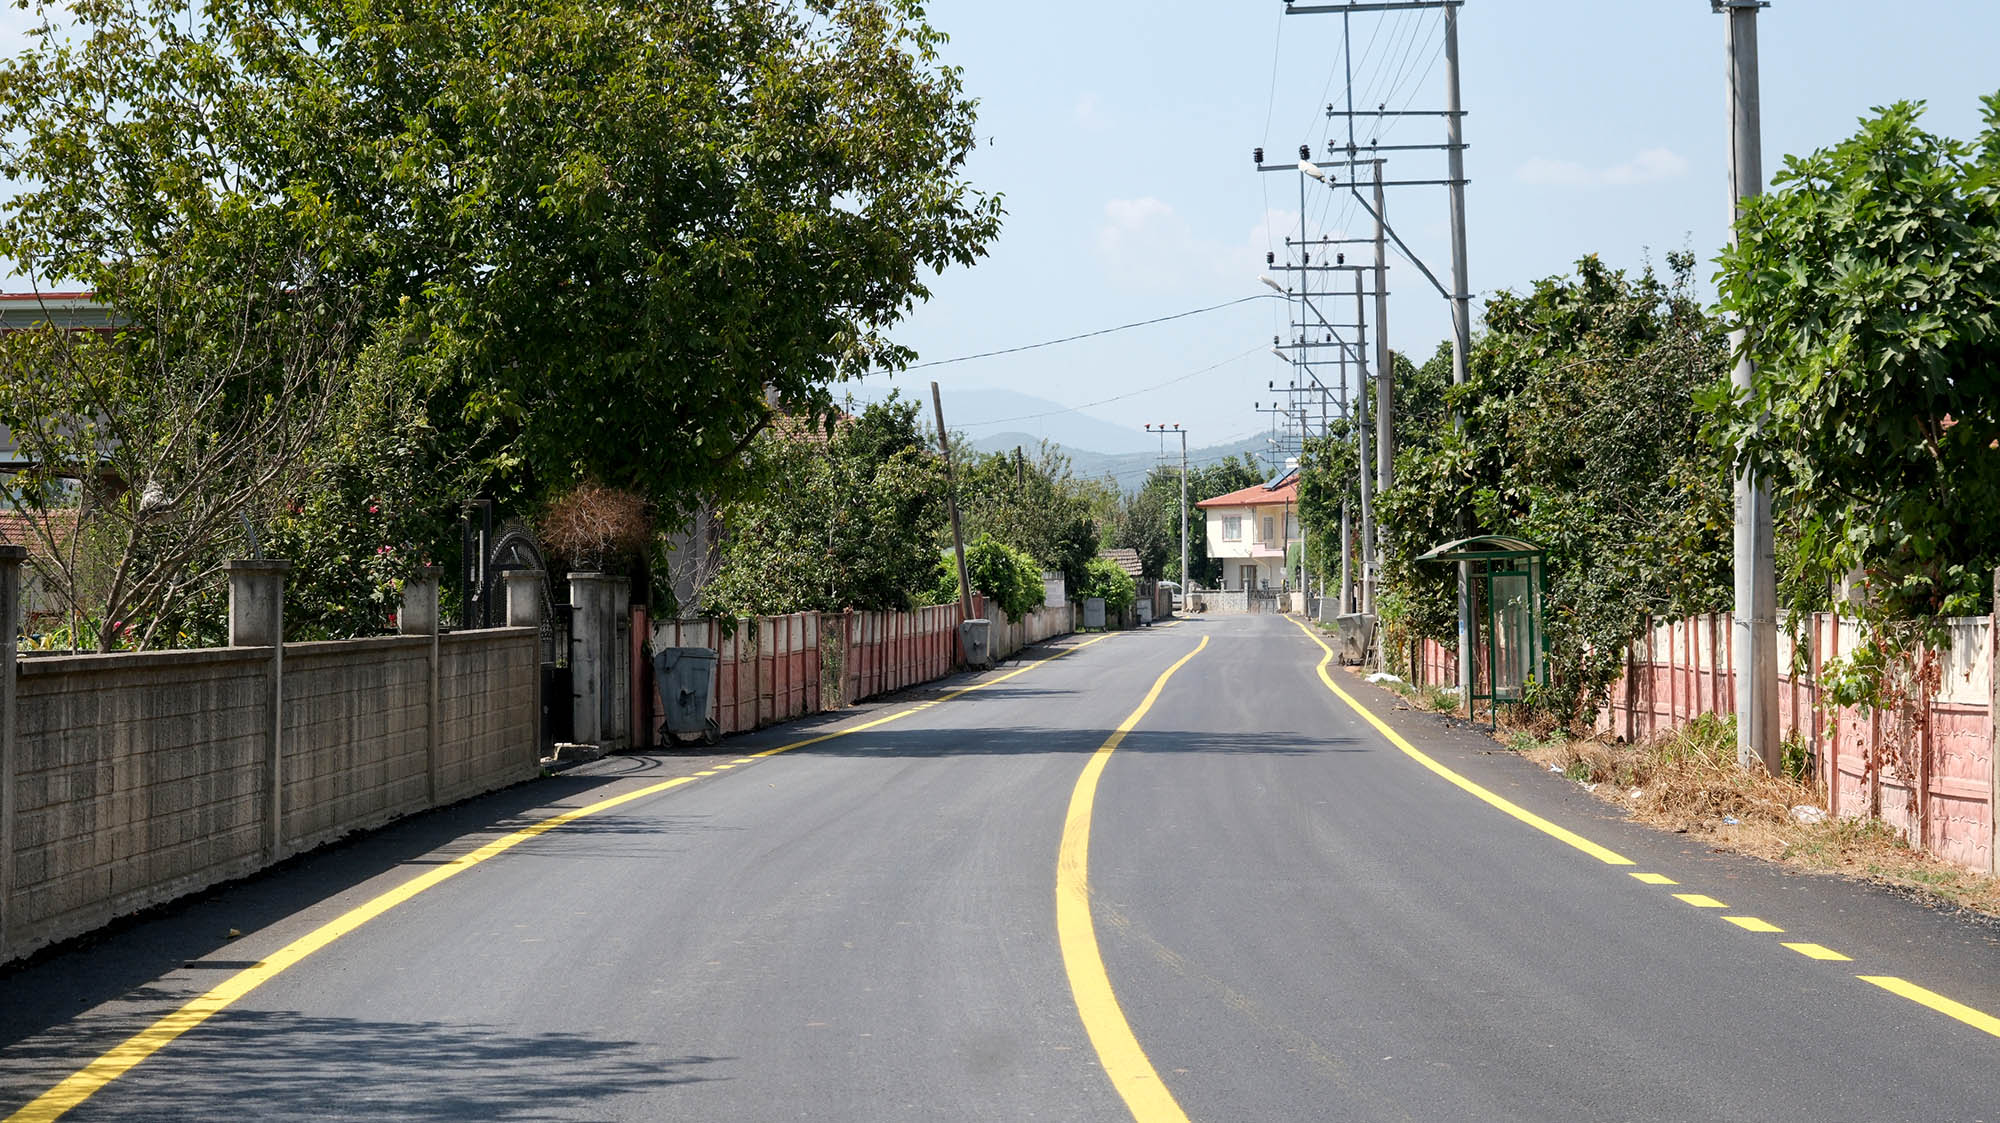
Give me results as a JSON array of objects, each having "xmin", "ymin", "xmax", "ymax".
[
  {"xmin": 790, "ymin": 726, "xmax": 1370, "ymax": 759},
  {"xmin": 5, "ymin": 1009, "xmax": 723, "ymax": 1120}
]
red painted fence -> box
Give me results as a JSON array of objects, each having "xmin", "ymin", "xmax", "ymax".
[
  {"xmin": 1596, "ymin": 613, "xmax": 1993, "ymax": 873},
  {"xmin": 1413, "ymin": 614, "xmax": 1995, "ymax": 872},
  {"xmin": 635, "ymin": 601, "xmax": 997, "ymax": 744}
]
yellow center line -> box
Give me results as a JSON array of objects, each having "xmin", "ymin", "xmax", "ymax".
[
  {"xmin": 1858, "ymin": 976, "xmax": 2000, "ymax": 1038},
  {"xmin": 1630, "ymin": 872, "xmax": 1678, "ymax": 885},
  {"xmin": 1057, "ymin": 635, "xmax": 1208, "ymax": 1123},
  {"xmin": 1673, "ymin": 894, "xmax": 1728, "ymax": 909},
  {"xmin": 1283, "ymin": 616, "xmax": 1633, "ymax": 867},
  {"xmin": 1723, "ymin": 916, "xmax": 1784, "ymax": 933},
  {"xmin": 4, "ymin": 633, "xmax": 1121, "ymax": 1123}
]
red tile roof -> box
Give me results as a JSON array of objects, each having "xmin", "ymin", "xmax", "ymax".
[
  {"xmin": 1196, "ymin": 478, "xmax": 1297, "ymax": 509},
  {"xmin": 0, "ymin": 510, "xmax": 74, "ymax": 559},
  {"xmin": 1097, "ymin": 548, "xmax": 1143, "ymax": 578}
]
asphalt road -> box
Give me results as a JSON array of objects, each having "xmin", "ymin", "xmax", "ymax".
[{"xmin": 4, "ymin": 614, "xmax": 1999, "ymax": 1121}]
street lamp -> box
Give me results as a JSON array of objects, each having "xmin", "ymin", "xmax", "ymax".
[
  {"xmin": 1259, "ymin": 274, "xmax": 1285, "ymax": 294},
  {"xmin": 1297, "ymin": 158, "xmax": 1328, "ymax": 182}
]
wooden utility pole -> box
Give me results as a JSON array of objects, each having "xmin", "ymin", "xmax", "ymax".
[{"xmin": 932, "ymin": 382, "xmax": 974, "ymax": 620}]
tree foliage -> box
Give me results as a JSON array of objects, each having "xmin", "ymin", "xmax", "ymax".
[
  {"xmin": 703, "ymin": 396, "xmax": 945, "ymax": 616},
  {"xmin": 1076, "ymin": 555, "xmax": 1136, "ymax": 616},
  {"xmin": 0, "ymin": 0, "xmax": 999, "ymax": 639},
  {"xmin": 1378, "ymin": 254, "xmax": 1731, "ymax": 727},
  {"xmin": 956, "ymin": 442, "xmax": 1101, "ymax": 592},
  {"xmin": 1297, "ymin": 420, "xmax": 1357, "ymax": 591},
  {"xmin": 1711, "ymin": 95, "xmax": 2000, "ymax": 660},
  {"xmin": 935, "ymin": 534, "xmax": 1045, "ymax": 620}
]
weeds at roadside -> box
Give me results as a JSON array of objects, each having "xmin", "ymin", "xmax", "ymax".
[{"xmin": 1500, "ymin": 712, "xmax": 2000, "ymax": 918}]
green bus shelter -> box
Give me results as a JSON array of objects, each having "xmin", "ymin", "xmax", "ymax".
[{"xmin": 1417, "ymin": 535, "xmax": 1548, "ymax": 719}]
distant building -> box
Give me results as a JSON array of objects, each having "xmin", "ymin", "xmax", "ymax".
[
  {"xmin": 1096, "ymin": 547, "xmax": 1143, "ymax": 580},
  {"xmin": 1196, "ymin": 466, "xmax": 1300, "ymax": 592},
  {"xmin": 0, "ymin": 291, "xmax": 116, "ymax": 333}
]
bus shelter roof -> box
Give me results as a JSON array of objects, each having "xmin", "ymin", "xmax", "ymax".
[{"xmin": 1416, "ymin": 535, "xmax": 1547, "ymax": 563}]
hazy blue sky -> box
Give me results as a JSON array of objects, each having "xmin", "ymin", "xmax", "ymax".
[{"xmin": 871, "ymin": 1, "xmax": 1999, "ymax": 462}]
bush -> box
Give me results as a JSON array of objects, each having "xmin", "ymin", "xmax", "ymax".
[
  {"xmin": 1077, "ymin": 556, "xmax": 1137, "ymax": 615},
  {"xmin": 935, "ymin": 535, "xmax": 1045, "ymax": 619}
]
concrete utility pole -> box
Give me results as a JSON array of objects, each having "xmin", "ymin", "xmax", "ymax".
[
  {"xmin": 1719, "ymin": 0, "xmax": 1780, "ymax": 773},
  {"xmin": 1443, "ymin": 0, "xmax": 1475, "ymax": 710},
  {"xmin": 1147, "ymin": 423, "xmax": 1190, "ymax": 605},
  {"xmin": 931, "ymin": 382, "xmax": 974, "ymax": 621},
  {"xmin": 1353, "ymin": 270, "xmax": 1374, "ymax": 616},
  {"xmin": 1372, "ymin": 159, "xmax": 1395, "ymax": 498}
]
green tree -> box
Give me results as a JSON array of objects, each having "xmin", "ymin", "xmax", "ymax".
[
  {"xmin": 1297, "ymin": 421, "xmax": 1357, "ymax": 592},
  {"xmin": 934, "ymin": 535, "xmax": 1045, "ymax": 619},
  {"xmin": 1710, "ymin": 95, "xmax": 2000, "ymax": 694},
  {"xmin": 0, "ymin": 0, "xmax": 1001, "ymax": 627},
  {"xmin": 1113, "ymin": 469, "xmax": 1180, "ymax": 581},
  {"xmin": 703, "ymin": 396, "xmax": 946, "ymax": 616},
  {"xmin": 1377, "ymin": 253, "xmax": 1731, "ymax": 727},
  {"xmin": 956, "ymin": 442, "xmax": 1102, "ymax": 592},
  {"xmin": 1076, "ymin": 555, "xmax": 1137, "ymax": 616}
]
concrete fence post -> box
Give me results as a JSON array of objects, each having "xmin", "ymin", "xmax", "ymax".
[
  {"xmin": 505, "ymin": 569, "xmax": 545, "ymax": 629},
  {"xmin": 0, "ymin": 545, "xmax": 25, "ymax": 962},
  {"xmin": 401, "ymin": 567, "xmax": 442, "ymax": 805},
  {"xmin": 568, "ymin": 572, "xmax": 629, "ymax": 750},
  {"xmin": 228, "ymin": 559, "xmax": 291, "ymax": 861},
  {"xmin": 506, "ymin": 569, "xmax": 548, "ymax": 762}
]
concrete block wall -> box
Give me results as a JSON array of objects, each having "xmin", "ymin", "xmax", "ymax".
[
  {"xmin": 10, "ymin": 648, "xmax": 273, "ymax": 960},
  {"xmin": 282, "ymin": 637, "xmax": 434, "ymax": 854},
  {"xmin": 2, "ymin": 624, "xmax": 540, "ymax": 966},
  {"xmin": 436, "ymin": 630, "xmax": 539, "ymax": 803}
]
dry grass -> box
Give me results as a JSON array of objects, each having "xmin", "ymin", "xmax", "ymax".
[{"xmin": 1511, "ymin": 714, "xmax": 2000, "ymax": 918}]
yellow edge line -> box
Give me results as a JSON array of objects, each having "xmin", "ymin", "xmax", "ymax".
[
  {"xmin": 4, "ymin": 633, "xmax": 1121, "ymax": 1123},
  {"xmin": 1057, "ymin": 635, "xmax": 1208, "ymax": 1123},
  {"xmin": 1858, "ymin": 976, "xmax": 2000, "ymax": 1038},
  {"xmin": 1283, "ymin": 617, "xmax": 1633, "ymax": 867}
]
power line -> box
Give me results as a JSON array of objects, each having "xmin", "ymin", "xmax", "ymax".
[
  {"xmin": 899, "ymin": 296, "xmax": 1276, "ymax": 372},
  {"xmin": 959, "ymin": 346, "xmax": 1264, "ymax": 429}
]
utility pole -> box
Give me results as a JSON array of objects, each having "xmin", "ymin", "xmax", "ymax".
[
  {"xmin": 931, "ymin": 382, "xmax": 974, "ymax": 622},
  {"xmin": 1443, "ymin": 0, "xmax": 1475, "ymax": 710},
  {"xmin": 1719, "ymin": 0, "xmax": 1780, "ymax": 773},
  {"xmin": 1353, "ymin": 269, "xmax": 1374, "ymax": 616},
  {"xmin": 1372, "ymin": 159, "xmax": 1394, "ymax": 497},
  {"xmin": 1147, "ymin": 423, "xmax": 1190, "ymax": 610}
]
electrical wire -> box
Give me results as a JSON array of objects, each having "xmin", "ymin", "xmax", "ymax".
[
  {"xmin": 899, "ymin": 296, "xmax": 1277, "ymax": 371},
  {"xmin": 957, "ymin": 345, "xmax": 1264, "ymax": 429}
]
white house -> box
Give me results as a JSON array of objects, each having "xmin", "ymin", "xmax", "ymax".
[{"xmin": 1196, "ymin": 467, "xmax": 1300, "ymax": 592}]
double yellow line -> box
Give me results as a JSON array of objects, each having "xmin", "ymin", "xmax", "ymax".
[{"xmin": 4, "ymin": 633, "xmax": 1120, "ymax": 1123}]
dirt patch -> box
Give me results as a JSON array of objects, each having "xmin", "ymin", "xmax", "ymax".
[{"xmin": 1508, "ymin": 715, "xmax": 2000, "ymax": 919}]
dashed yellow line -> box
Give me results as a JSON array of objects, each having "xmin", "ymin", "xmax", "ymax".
[
  {"xmin": 1057, "ymin": 636, "xmax": 1208, "ymax": 1123},
  {"xmin": 1285, "ymin": 619, "xmax": 2000, "ymax": 1049},
  {"xmin": 1784, "ymin": 943, "xmax": 1851, "ymax": 962},
  {"xmin": 3, "ymin": 633, "xmax": 1121, "ymax": 1123},
  {"xmin": 1283, "ymin": 616, "xmax": 1633, "ymax": 867}
]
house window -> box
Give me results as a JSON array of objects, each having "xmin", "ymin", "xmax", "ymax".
[
  {"xmin": 1286, "ymin": 513, "xmax": 1299, "ymax": 540},
  {"xmin": 1262, "ymin": 515, "xmax": 1275, "ymax": 544},
  {"xmin": 1222, "ymin": 516, "xmax": 1243, "ymax": 541}
]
